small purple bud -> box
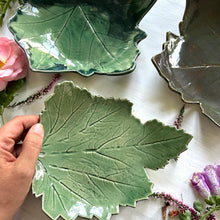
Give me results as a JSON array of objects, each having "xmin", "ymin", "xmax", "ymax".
[
  {"xmin": 203, "ymin": 165, "xmax": 220, "ymax": 196},
  {"xmin": 191, "ymin": 172, "xmax": 211, "ymax": 198}
]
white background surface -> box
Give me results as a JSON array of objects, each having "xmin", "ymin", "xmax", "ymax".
[{"xmin": 1, "ymin": 0, "xmax": 220, "ymax": 219}]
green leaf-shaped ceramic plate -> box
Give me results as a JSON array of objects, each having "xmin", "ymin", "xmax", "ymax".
[
  {"xmin": 8, "ymin": 0, "xmax": 156, "ymax": 75},
  {"xmin": 152, "ymin": 0, "xmax": 220, "ymax": 126},
  {"xmin": 33, "ymin": 81, "xmax": 192, "ymax": 220}
]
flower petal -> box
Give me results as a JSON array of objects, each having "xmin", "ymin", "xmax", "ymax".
[
  {"xmin": 0, "ymin": 68, "xmax": 14, "ymax": 79},
  {"xmin": 0, "ymin": 38, "xmax": 12, "ymax": 63},
  {"xmin": 216, "ymin": 165, "xmax": 220, "ymax": 178},
  {"xmin": 203, "ymin": 165, "xmax": 220, "ymax": 196},
  {"xmin": 0, "ymin": 37, "xmax": 29, "ymax": 87},
  {"xmin": 0, "ymin": 78, "xmax": 8, "ymax": 91},
  {"xmin": 191, "ymin": 172, "xmax": 211, "ymax": 198}
]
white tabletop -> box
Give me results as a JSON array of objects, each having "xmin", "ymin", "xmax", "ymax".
[{"xmin": 1, "ymin": 1, "xmax": 220, "ymax": 220}]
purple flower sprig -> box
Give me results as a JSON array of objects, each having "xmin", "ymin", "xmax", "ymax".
[
  {"xmin": 151, "ymin": 192, "xmax": 218, "ymax": 220},
  {"xmin": 151, "ymin": 192, "xmax": 200, "ymax": 220},
  {"xmin": 150, "ymin": 165, "xmax": 220, "ymax": 220},
  {"xmin": 8, "ymin": 73, "xmax": 61, "ymax": 107},
  {"xmin": 174, "ymin": 104, "xmax": 185, "ymax": 129}
]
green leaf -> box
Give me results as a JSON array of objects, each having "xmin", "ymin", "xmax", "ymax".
[
  {"xmin": 0, "ymin": 78, "xmax": 26, "ymax": 108},
  {"xmin": 9, "ymin": 0, "xmax": 156, "ymax": 75},
  {"xmin": 208, "ymin": 195, "xmax": 220, "ymax": 206},
  {"xmin": 178, "ymin": 210, "xmax": 192, "ymax": 220},
  {"xmin": 213, "ymin": 195, "xmax": 220, "ymax": 206},
  {"xmin": 210, "ymin": 195, "xmax": 220, "ymax": 206},
  {"xmin": 152, "ymin": 0, "xmax": 220, "ymax": 126},
  {"xmin": 33, "ymin": 82, "xmax": 192, "ymax": 220},
  {"xmin": 205, "ymin": 198, "xmax": 215, "ymax": 206},
  {"xmin": 193, "ymin": 201, "xmax": 203, "ymax": 213}
]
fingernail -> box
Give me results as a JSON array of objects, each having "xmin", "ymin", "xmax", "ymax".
[{"xmin": 31, "ymin": 123, "xmax": 44, "ymax": 137}]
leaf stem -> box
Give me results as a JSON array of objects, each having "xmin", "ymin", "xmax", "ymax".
[{"xmin": 200, "ymin": 207, "xmax": 219, "ymax": 220}]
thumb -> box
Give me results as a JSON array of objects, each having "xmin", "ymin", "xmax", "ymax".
[{"xmin": 17, "ymin": 123, "xmax": 44, "ymax": 171}]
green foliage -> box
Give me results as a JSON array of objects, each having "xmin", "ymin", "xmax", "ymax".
[
  {"xmin": 209, "ymin": 195, "xmax": 220, "ymax": 207},
  {"xmin": 193, "ymin": 201, "xmax": 203, "ymax": 213},
  {"xmin": 179, "ymin": 210, "xmax": 192, "ymax": 220},
  {"xmin": 205, "ymin": 197, "xmax": 215, "ymax": 206},
  {"xmin": 0, "ymin": 78, "xmax": 25, "ymax": 107},
  {"xmin": 178, "ymin": 195, "xmax": 220, "ymax": 220},
  {"xmin": 199, "ymin": 195, "xmax": 220, "ymax": 220},
  {"xmin": 33, "ymin": 81, "xmax": 192, "ymax": 220},
  {"xmin": 204, "ymin": 195, "xmax": 220, "ymax": 207},
  {"xmin": 0, "ymin": 78, "xmax": 25, "ymax": 123},
  {"xmin": 0, "ymin": 0, "xmax": 22, "ymax": 26}
]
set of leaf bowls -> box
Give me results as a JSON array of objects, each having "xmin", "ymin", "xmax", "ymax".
[{"xmin": 6, "ymin": 0, "xmax": 220, "ymax": 219}]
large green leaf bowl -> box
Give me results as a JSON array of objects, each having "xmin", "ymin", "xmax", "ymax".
[
  {"xmin": 8, "ymin": 0, "xmax": 156, "ymax": 76},
  {"xmin": 33, "ymin": 81, "xmax": 192, "ymax": 220}
]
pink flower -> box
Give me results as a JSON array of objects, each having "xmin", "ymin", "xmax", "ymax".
[
  {"xmin": 191, "ymin": 165, "xmax": 220, "ymax": 198},
  {"xmin": 191, "ymin": 172, "xmax": 211, "ymax": 198},
  {"xmin": 0, "ymin": 37, "xmax": 29, "ymax": 91}
]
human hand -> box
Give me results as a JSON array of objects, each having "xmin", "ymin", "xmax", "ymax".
[{"xmin": 0, "ymin": 115, "xmax": 44, "ymax": 220}]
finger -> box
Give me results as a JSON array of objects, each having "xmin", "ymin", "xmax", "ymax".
[
  {"xmin": 0, "ymin": 115, "xmax": 39, "ymax": 143},
  {"xmin": 16, "ymin": 123, "xmax": 44, "ymax": 171}
]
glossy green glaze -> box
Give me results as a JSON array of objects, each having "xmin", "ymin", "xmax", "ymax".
[
  {"xmin": 9, "ymin": 0, "xmax": 156, "ymax": 75},
  {"xmin": 152, "ymin": 0, "xmax": 220, "ymax": 127},
  {"xmin": 33, "ymin": 81, "xmax": 192, "ymax": 220}
]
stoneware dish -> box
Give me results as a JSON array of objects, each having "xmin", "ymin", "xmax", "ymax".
[
  {"xmin": 152, "ymin": 0, "xmax": 220, "ymax": 127},
  {"xmin": 33, "ymin": 81, "xmax": 191, "ymax": 220},
  {"xmin": 9, "ymin": 0, "xmax": 156, "ymax": 76}
]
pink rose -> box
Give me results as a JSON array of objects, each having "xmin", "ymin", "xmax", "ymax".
[{"xmin": 0, "ymin": 37, "xmax": 29, "ymax": 91}]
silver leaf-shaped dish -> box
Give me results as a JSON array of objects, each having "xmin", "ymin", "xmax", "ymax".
[{"xmin": 152, "ymin": 0, "xmax": 220, "ymax": 127}]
